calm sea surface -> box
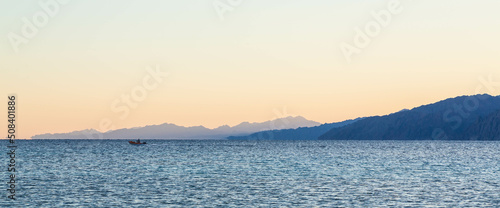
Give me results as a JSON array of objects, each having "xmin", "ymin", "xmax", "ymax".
[{"xmin": 2, "ymin": 140, "xmax": 500, "ymax": 207}]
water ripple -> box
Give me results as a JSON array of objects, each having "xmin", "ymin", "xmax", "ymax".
[{"xmin": 1, "ymin": 140, "xmax": 499, "ymax": 207}]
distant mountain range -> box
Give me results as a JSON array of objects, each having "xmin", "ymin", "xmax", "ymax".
[
  {"xmin": 33, "ymin": 94, "xmax": 500, "ymax": 140},
  {"xmin": 319, "ymin": 94, "xmax": 500, "ymax": 140},
  {"xmin": 32, "ymin": 116, "xmax": 320, "ymax": 139},
  {"xmin": 227, "ymin": 118, "xmax": 363, "ymax": 140}
]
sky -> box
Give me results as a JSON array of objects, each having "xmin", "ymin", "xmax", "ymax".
[{"xmin": 1, "ymin": 0, "xmax": 500, "ymax": 139}]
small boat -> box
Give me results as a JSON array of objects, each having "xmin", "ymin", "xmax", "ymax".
[{"xmin": 129, "ymin": 141, "xmax": 147, "ymax": 145}]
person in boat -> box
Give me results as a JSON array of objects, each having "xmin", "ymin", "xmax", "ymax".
[{"xmin": 137, "ymin": 139, "xmax": 141, "ymax": 143}]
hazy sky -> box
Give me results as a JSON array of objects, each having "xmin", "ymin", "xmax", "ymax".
[{"xmin": 1, "ymin": 0, "xmax": 500, "ymax": 139}]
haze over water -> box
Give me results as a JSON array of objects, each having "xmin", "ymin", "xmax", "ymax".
[{"xmin": 4, "ymin": 140, "xmax": 499, "ymax": 207}]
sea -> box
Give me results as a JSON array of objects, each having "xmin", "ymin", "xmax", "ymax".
[{"xmin": 2, "ymin": 140, "xmax": 499, "ymax": 207}]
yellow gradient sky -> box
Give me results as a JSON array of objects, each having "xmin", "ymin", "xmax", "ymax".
[{"xmin": 1, "ymin": 0, "xmax": 500, "ymax": 138}]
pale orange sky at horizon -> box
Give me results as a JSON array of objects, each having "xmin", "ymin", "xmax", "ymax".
[{"xmin": 1, "ymin": 0, "xmax": 500, "ymax": 139}]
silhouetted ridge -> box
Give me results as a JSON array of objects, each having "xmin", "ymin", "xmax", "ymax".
[
  {"xmin": 227, "ymin": 118, "xmax": 363, "ymax": 140},
  {"xmin": 319, "ymin": 94, "xmax": 500, "ymax": 140},
  {"xmin": 462, "ymin": 109, "xmax": 500, "ymax": 140}
]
